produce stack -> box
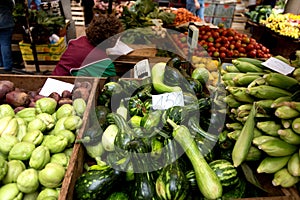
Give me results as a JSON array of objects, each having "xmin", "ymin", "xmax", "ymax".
[
  {"xmin": 220, "ymin": 56, "xmax": 300, "ymax": 190},
  {"xmin": 0, "ymin": 80, "xmax": 91, "ymax": 199}
]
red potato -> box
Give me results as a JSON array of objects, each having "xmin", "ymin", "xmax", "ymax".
[
  {"xmin": 0, "ymin": 80, "xmax": 14, "ymax": 100},
  {"xmin": 5, "ymin": 90, "xmax": 30, "ymax": 107}
]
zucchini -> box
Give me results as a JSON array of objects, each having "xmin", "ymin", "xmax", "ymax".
[
  {"xmin": 167, "ymin": 119, "xmax": 223, "ymax": 199},
  {"xmin": 74, "ymin": 167, "xmax": 122, "ymax": 200},
  {"xmin": 106, "ymin": 192, "xmax": 129, "ymax": 200}
]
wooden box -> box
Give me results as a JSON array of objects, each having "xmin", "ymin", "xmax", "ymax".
[{"xmin": 0, "ymin": 74, "xmax": 105, "ymax": 200}]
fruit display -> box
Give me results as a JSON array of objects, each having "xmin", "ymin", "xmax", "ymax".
[
  {"xmin": 171, "ymin": 25, "xmax": 271, "ymax": 59},
  {"xmin": 261, "ymin": 13, "xmax": 300, "ymax": 39},
  {"xmin": 0, "ymin": 79, "xmax": 92, "ymax": 199},
  {"xmin": 220, "ymin": 57, "xmax": 300, "ymax": 189}
]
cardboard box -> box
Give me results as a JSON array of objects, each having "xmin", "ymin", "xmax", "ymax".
[
  {"xmin": 214, "ymin": 3, "xmax": 236, "ymax": 17},
  {"xmin": 19, "ymin": 37, "xmax": 67, "ymax": 54}
]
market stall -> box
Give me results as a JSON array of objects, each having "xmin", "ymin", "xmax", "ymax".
[{"xmin": 1, "ymin": 0, "xmax": 300, "ymax": 199}]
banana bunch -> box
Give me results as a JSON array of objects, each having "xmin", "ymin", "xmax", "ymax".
[
  {"xmin": 221, "ymin": 57, "xmax": 300, "ymax": 188},
  {"xmin": 261, "ymin": 13, "xmax": 300, "ymax": 39}
]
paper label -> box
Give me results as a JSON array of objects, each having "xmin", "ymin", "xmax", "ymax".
[
  {"xmin": 133, "ymin": 59, "xmax": 151, "ymax": 79},
  {"xmin": 262, "ymin": 57, "xmax": 295, "ymax": 75},
  {"xmin": 152, "ymin": 91, "xmax": 184, "ymax": 110},
  {"xmin": 39, "ymin": 78, "xmax": 74, "ymax": 96}
]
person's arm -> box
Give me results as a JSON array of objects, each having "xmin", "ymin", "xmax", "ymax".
[{"xmin": 194, "ymin": 0, "xmax": 200, "ymax": 10}]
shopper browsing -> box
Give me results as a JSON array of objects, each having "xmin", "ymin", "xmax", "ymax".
[
  {"xmin": 52, "ymin": 13, "xmax": 124, "ymax": 77},
  {"xmin": 186, "ymin": 0, "xmax": 205, "ymax": 21},
  {"xmin": 0, "ymin": 0, "xmax": 15, "ymax": 72}
]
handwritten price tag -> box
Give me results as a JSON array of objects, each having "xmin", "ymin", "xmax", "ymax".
[
  {"xmin": 262, "ymin": 57, "xmax": 295, "ymax": 75},
  {"xmin": 152, "ymin": 91, "xmax": 184, "ymax": 110},
  {"xmin": 134, "ymin": 59, "xmax": 151, "ymax": 79}
]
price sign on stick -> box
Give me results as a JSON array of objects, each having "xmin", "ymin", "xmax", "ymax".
[
  {"xmin": 187, "ymin": 25, "xmax": 199, "ymax": 50},
  {"xmin": 262, "ymin": 57, "xmax": 295, "ymax": 75},
  {"xmin": 134, "ymin": 59, "xmax": 151, "ymax": 79},
  {"xmin": 152, "ymin": 91, "xmax": 184, "ymax": 110}
]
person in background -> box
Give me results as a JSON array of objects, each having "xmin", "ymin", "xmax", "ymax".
[
  {"xmin": 0, "ymin": 0, "xmax": 15, "ymax": 72},
  {"xmin": 186, "ymin": 0, "xmax": 205, "ymax": 21},
  {"xmin": 81, "ymin": 0, "xmax": 95, "ymax": 27},
  {"xmin": 52, "ymin": 13, "xmax": 124, "ymax": 77}
]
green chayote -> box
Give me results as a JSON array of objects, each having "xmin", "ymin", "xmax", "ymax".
[
  {"xmin": 27, "ymin": 118, "xmax": 47, "ymax": 132},
  {"xmin": 63, "ymin": 115, "xmax": 83, "ymax": 131},
  {"xmin": 2, "ymin": 160, "xmax": 26, "ymax": 184},
  {"xmin": 37, "ymin": 188, "xmax": 59, "ymax": 200},
  {"xmin": 38, "ymin": 163, "xmax": 65, "ymax": 188},
  {"xmin": 0, "ymin": 135, "xmax": 19, "ymax": 155},
  {"xmin": 41, "ymin": 135, "xmax": 68, "ymax": 154},
  {"xmin": 23, "ymin": 191, "xmax": 39, "ymax": 200},
  {"xmin": 56, "ymin": 104, "xmax": 75, "ymax": 120},
  {"xmin": 64, "ymin": 148, "xmax": 73, "ymax": 158},
  {"xmin": 35, "ymin": 97, "xmax": 57, "ymax": 114},
  {"xmin": 54, "ymin": 129, "xmax": 75, "ymax": 147},
  {"xmin": 15, "ymin": 107, "xmax": 36, "ymax": 123},
  {"xmin": 16, "ymin": 117, "xmax": 27, "ymax": 141},
  {"xmin": 36, "ymin": 113, "xmax": 56, "ymax": 130},
  {"xmin": 0, "ymin": 104, "xmax": 15, "ymax": 119},
  {"xmin": 52, "ymin": 117, "xmax": 68, "ymax": 134},
  {"xmin": 29, "ymin": 146, "xmax": 51, "ymax": 170},
  {"xmin": 22, "ymin": 130, "xmax": 44, "ymax": 146},
  {"xmin": 0, "ymin": 183, "xmax": 23, "ymax": 200},
  {"xmin": 8, "ymin": 142, "xmax": 35, "ymax": 161},
  {"xmin": 16, "ymin": 168, "xmax": 39, "ymax": 193},
  {"xmin": 0, "ymin": 116, "xmax": 18, "ymax": 137},
  {"xmin": 50, "ymin": 153, "xmax": 69, "ymax": 168},
  {"xmin": 0, "ymin": 156, "xmax": 8, "ymax": 181},
  {"xmin": 73, "ymin": 98, "xmax": 87, "ymax": 117}
]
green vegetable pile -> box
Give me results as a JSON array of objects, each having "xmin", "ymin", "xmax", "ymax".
[
  {"xmin": 74, "ymin": 57, "xmax": 260, "ymax": 200},
  {"xmin": 220, "ymin": 56, "xmax": 300, "ymax": 191},
  {"xmin": 244, "ymin": 5, "xmax": 272, "ymax": 24},
  {"xmin": 0, "ymin": 96, "xmax": 87, "ymax": 199}
]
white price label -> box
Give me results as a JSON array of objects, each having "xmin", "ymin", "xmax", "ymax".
[
  {"xmin": 134, "ymin": 59, "xmax": 151, "ymax": 79},
  {"xmin": 39, "ymin": 78, "xmax": 74, "ymax": 97},
  {"xmin": 152, "ymin": 91, "xmax": 184, "ymax": 110},
  {"xmin": 262, "ymin": 57, "xmax": 295, "ymax": 75}
]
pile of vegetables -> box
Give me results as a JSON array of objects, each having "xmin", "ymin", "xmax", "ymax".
[
  {"xmin": 171, "ymin": 8, "xmax": 202, "ymax": 26},
  {"xmin": 220, "ymin": 56, "xmax": 300, "ymax": 189},
  {"xmin": 261, "ymin": 13, "xmax": 300, "ymax": 40},
  {"xmin": 244, "ymin": 5, "xmax": 272, "ymax": 24},
  {"xmin": 74, "ymin": 57, "xmax": 238, "ymax": 199},
  {"xmin": 0, "ymin": 80, "xmax": 91, "ymax": 199},
  {"xmin": 171, "ymin": 25, "xmax": 271, "ymax": 59}
]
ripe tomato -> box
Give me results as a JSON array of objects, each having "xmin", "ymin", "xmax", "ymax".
[{"xmin": 247, "ymin": 50, "xmax": 257, "ymax": 58}]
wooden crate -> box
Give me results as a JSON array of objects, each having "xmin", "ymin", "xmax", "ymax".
[
  {"xmin": 0, "ymin": 74, "xmax": 103, "ymax": 200},
  {"xmin": 23, "ymin": 61, "xmax": 58, "ymax": 72}
]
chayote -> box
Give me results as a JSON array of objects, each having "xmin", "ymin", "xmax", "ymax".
[
  {"xmin": 36, "ymin": 113, "xmax": 56, "ymax": 130},
  {"xmin": 38, "ymin": 163, "xmax": 66, "ymax": 188},
  {"xmin": 0, "ymin": 116, "xmax": 18, "ymax": 137},
  {"xmin": 54, "ymin": 129, "xmax": 75, "ymax": 147},
  {"xmin": 64, "ymin": 148, "xmax": 73, "ymax": 158},
  {"xmin": 73, "ymin": 98, "xmax": 86, "ymax": 117},
  {"xmin": 52, "ymin": 117, "xmax": 68, "ymax": 134},
  {"xmin": 0, "ymin": 104, "xmax": 15, "ymax": 118},
  {"xmin": 23, "ymin": 191, "xmax": 39, "ymax": 200},
  {"xmin": 15, "ymin": 107, "xmax": 36, "ymax": 123},
  {"xmin": 55, "ymin": 104, "xmax": 75, "ymax": 120},
  {"xmin": 27, "ymin": 118, "xmax": 47, "ymax": 132},
  {"xmin": 29, "ymin": 146, "xmax": 51, "ymax": 170},
  {"xmin": 0, "ymin": 183, "xmax": 23, "ymax": 200},
  {"xmin": 16, "ymin": 168, "xmax": 39, "ymax": 193},
  {"xmin": 63, "ymin": 115, "xmax": 83, "ymax": 131},
  {"xmin": 35, "ymin": 97, "xmax": 57, "ymax": 115},
  {"xmin": 8, "ymin": 142, "xmax": 35, "ymax": 161},
  {"xmin": 0, "ymin": 156, "xmax": 8, "ymax": 181},
  {"xmin": 2, "ymin": 160, "xmax": 26, "ymax": 184},
  {"xmin": 41, "ymin": 135, "xmax": 68, "ymax": 154},
  {"xmin": 50, "ymin": 153, "xmax": 69, "ymax": 168},
  {"xmin": 36, "ymin": 188, "xmax": 59, "ymax": 200},
  {"xmin": 0, "ymin": 135, "xmax": 19, "ymax": 155},
  {"xmin": 22, "ymin": 130, "xmax": 44, "ymax": 146},
  {"xmin": 16, "ymin": 117, "xmax": 27, "ymax": 141}
]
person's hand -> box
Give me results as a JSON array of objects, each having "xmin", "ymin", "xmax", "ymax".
[{"xmin": 194, "ymin": 1, "xmax": 200, "ymax": 10}]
